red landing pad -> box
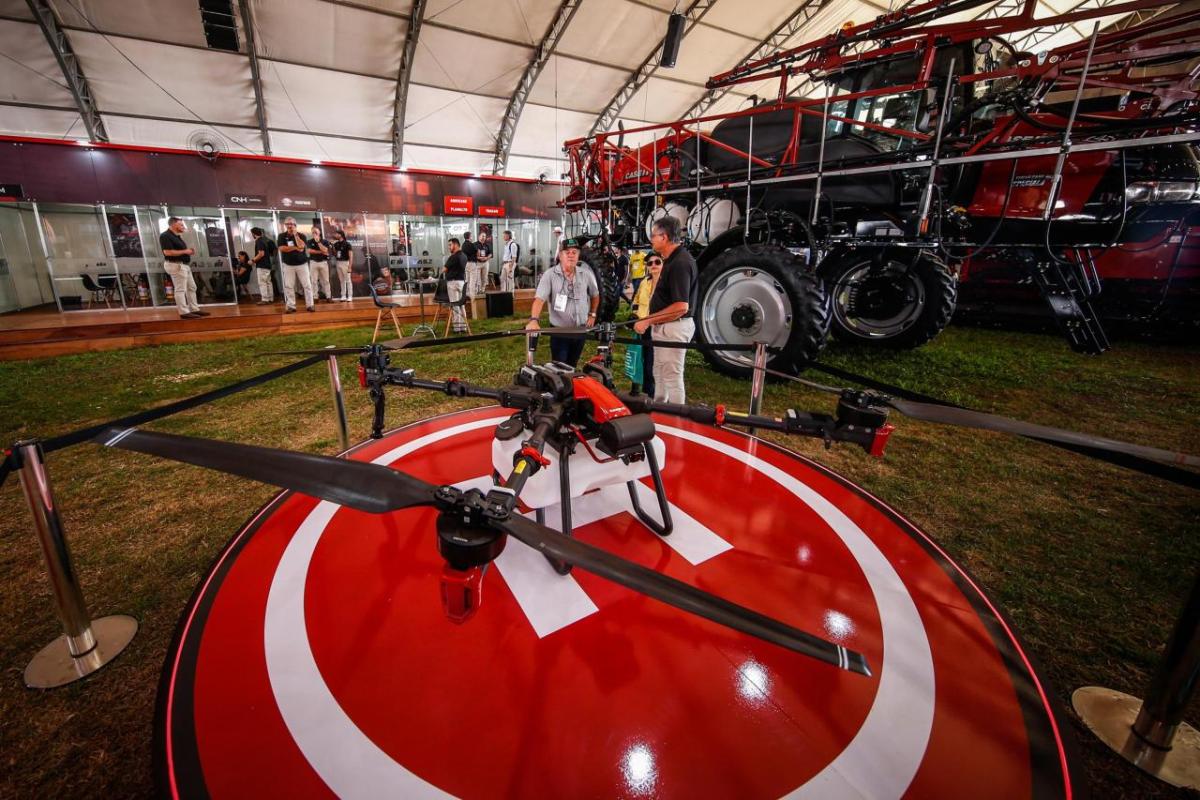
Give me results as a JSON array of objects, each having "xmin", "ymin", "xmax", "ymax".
[{"xmin": 157, "ymin": 407, "xmax": 1081, "ymax": 799}]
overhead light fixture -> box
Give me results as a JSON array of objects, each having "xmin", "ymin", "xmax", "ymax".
[{"xmin": 311, "ymin": 159, "xmax": 322, "ymax": 165}]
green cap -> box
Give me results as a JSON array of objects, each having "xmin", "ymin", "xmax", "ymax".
[{"xmin": 560, "ymin": 237, "xmax": 581, "ymax": 251}]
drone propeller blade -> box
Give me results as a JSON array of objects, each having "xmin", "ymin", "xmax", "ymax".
[
  {"xmin": 261, "ymin": 346, "xmax": 371, "ymax": 357},
  {"xmin": 494, "ymin": 514, "xmax": 871, "ymax": 675},
  {"xmin": 886, "ymin": 398, "xmax": 1200, "ymax": 468},
  {"xmin": 96, "ymin": 428, "xmax": 438, "ymax": 513}
]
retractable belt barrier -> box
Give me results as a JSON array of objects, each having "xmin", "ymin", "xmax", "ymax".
[{"xmin": 2, "ymin": 353, "xmax": 332, "ymax": 689}]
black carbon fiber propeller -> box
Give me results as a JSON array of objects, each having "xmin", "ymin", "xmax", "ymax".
[{"xmin": 96, "ymin": 427, "xmax": 869, "ymax": 675}]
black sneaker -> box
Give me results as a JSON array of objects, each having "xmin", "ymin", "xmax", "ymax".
[
  {"xmin": 286, "ymin": 307, "xmax": 296, "ymax": 314},
  {"xmin": 307, "ymin": 306, "xmax": 316, "ymax": 312},
  {"xmin": 193, "ymin": 310, "xmax": 211, "ymax": 317}
]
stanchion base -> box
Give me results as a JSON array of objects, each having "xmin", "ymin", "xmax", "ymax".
[
  {"xmin": 1073, "ymin": 686, "xmax": 1200, "ymax": 790},
  {"xmin": 24, "ymin": 615, "xmax": 138, "ymax": 689}
]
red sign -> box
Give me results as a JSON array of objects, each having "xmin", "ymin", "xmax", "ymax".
[
  {"xmin": 443, "ymin": 195, "xmax": 473, "ymax": 215},
  {"xmin": 478, "ymin": 204, "xmax": 505, "ymax": 217}
]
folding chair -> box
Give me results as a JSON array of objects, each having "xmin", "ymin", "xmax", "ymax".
[
  {"xmin": 368, "ymin": 283, "xmax": 405, "ymax": 343},
  {"xmin": 442, "ymin": 291, "xmax": 473, "ymax": 337}
]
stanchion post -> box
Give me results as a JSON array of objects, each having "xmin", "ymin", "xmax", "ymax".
[
  {"xmin": 747, "ymin": 342, "xmax": 767, "ymax": 435},
  {"xmin": 14, "ymin": 440, "xmax": 137, "ymax": 689},
  {"xmin": 1073, "ymin": 572, "xmax": 1200, "ymax": 789},
  {"xmin": 325, "ymin": 350, "xmax": 351, "ymax": 453}
]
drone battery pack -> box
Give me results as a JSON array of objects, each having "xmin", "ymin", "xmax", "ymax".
[{"xmin": 598, "ymin": 414, "xmax": 655, "ymax": 459}]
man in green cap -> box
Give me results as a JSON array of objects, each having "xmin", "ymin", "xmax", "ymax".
[{"xmin": 525, "ymin": 236, "xmax": 599, "ymax": 367}]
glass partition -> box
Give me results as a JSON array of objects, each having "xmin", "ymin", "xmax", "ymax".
[
  {"xmin": 0, "ymin": 204, "xmax": 47, "ymax": 313},
  {"xmin": 322, "ymin": 212, "xmax": 366, "ymax": 298},
  {"xmin": 36, "ymin": 202, "xmax": 125, "ymax": 312},
  {"xmin": 101, "ymin": 204, "xmax": 155, "ymax": 308},
  {"xmin": 164, "ymin": 206, "xmax": 237, "ymax": 306},
  {"xmin": 226, "ymin": 208, "xmax": 278, "ymax": 302}
]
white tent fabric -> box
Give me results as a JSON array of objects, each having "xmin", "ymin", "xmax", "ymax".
[{"xmin": 0, "ymin": 0, "xmax": 1158, "ymax": 178}]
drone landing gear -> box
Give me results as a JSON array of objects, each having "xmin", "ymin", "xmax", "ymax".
[
  {"xmin": 536, "ymin": 440, "xmax": 673, "ymax": 576},
  {"xmin": 626, "ymin": 442, "xmax": 673, "ymax": 538}
]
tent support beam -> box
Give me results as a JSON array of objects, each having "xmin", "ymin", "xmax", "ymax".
[
  {"xmin": 588, "ymin": 0, "xmax": 718, "ymax": 138},
  {"xmin": 24, "ymin": 0, "xmax": 107, "ymax": 143},
  {"xmin": 682, "ymin": 0, "xmax": 831, "ymax": 120},
  {"xmin": 238, "ymin": 0, "xmax": 271, "ymax": 155},
  {"xmin": 493, "ymin": 0, "xmax": 583, "ymax": 175},
  {"xmin": 393, "ymin": 0, "xmax": 427, "ymax": 167}
]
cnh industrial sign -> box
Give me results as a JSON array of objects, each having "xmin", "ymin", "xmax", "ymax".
[{"xmin": 226, "ymin": 194, "xmax": 267, "ymax": 206}]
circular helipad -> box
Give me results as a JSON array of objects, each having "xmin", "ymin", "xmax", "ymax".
[{"xmin": 156, "ymin": 406, "xmax": 1079, "ymax": 799}]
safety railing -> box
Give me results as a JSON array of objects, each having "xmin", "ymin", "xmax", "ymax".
[{"xmin": 1, "ymin": 350, "xmax": 348, "ymax": 688}]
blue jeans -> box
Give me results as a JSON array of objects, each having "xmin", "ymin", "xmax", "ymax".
[{"xmin": 550, "ymin": 335, "xmax": 585, "ymax": 368}]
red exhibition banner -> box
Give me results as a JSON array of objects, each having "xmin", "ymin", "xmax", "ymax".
[
  {"xmin": 478, "ymin": 205, "xmax": 505, "ymax": 217},
  {"xmin": 443, "ymin": 195, "xmax": 473, "ymax": 215}
]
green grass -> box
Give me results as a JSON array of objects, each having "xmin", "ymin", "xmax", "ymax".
[{"xmin": 0, "ymin": 319, "xmax": 1197, "ymax": 798}]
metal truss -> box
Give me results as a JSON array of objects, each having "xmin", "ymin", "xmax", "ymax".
[
  {"xmin": 1008, "ymin": 0, "xmax": 1125, "ymax": 51},
  {"xmin": 682, "ymin": 0, "xmax": 832, "ymax": 120},
  {"xmin": 587, "ymin": 0, "xmax": 718, "ymax": 138},
  {"xmin": 25, "ymin": 0, "xmax": 107, "ymax": 142},
  {"xmin": 237, "ymin": 0, "xmax": 271, "ymax": 155},
  {"xmin": 393, "ymin": 0, "xmax": 427, "ymax": 167},
  {"xmin": 492, "ymin": 0, "xmax": 582, "ymax": 175}
]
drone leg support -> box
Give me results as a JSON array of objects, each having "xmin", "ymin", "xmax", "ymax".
[
  {"xmin": 547, "ymin": 451, "xmax": 575, "ymax": 576},
  {"xmin": 626, "ymin": 442, "xmax": 673, "ymax": 537},
  {"xmin": 369, "ymin": 380, "xmax": 386, "ymax": 440}
]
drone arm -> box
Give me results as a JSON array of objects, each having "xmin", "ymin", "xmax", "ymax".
[
  {"xmin": 500, "ymin": 404, "xmax": 567, "ymax": 502},
  {"xmin": 619, "ymin": 393, "xmax": 895, "ymax": 457}
]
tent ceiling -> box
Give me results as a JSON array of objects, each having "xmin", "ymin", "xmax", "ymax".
[{"xmin": 0, "ymin": 0, "xmax": 1170, "ymax": 180}]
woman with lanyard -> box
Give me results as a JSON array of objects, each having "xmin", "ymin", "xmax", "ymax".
[
  {"xmin": 630, "ymin": 253, "xmax": 662, "ymax": 396},
  {"xmin": 524, "ymin": 237, "xmax": 599, "ymax": 368}
]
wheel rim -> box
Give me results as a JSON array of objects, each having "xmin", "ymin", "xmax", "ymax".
[
  {"xmin": 830, "ymin": 261, "xmax": 925, "ymax": 339},
  {"xmin": 701, "ymin": 267, "xmax": 793, "ymax": 368}
]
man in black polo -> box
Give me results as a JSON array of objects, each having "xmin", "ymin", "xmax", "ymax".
[
  {"xmin": 159, "ymin": 216, "xmax": 206, "ymax": 319},
  {"xmin": 307, "ymin": 225, "xmax": 333, "ymax": 302},
  {"xmin": 443, "ymin": 237, "xmax": 469, "ymax": 333},
  {"xmin": 460, "ymin": 231, "xmax": 479, "ymax": 296},
  {"xmin": 277, "ymin": 217, "xmax": 315, "ymax": 313},
  {"xmin": 250, "ymin": 226, "xmax": 277, "ymax": 305},
  {"xmin": 633, "ymin": 215, "xmax": 697, "ymax": 403}
]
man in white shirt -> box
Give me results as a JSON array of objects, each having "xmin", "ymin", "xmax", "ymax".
[{"xmin": 500, "ymin": 230, "xmax": 519, "ymax": 292}]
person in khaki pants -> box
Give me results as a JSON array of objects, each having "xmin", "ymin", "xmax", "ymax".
[
  {"xmin": 500, "ymin": 229, "xmax": 519, "ymax": 292},
  {"xmin": 159, "ymin": 216, "xmax": 207, "ymax": 319},
  {"xmin": 633, "ymin": 215, "xmax": 697, "ymax": 404},
  {"xmin": 307, "ymin": 225, "xmax": 333, "ymax": 302}
]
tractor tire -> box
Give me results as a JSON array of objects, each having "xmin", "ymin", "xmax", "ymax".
[
  {"xmin": 596, "ymin": 265, "xmax": 621, "ymax": 323},
  {"xmin": 697, "ymin": 244, "xmax": 830, "ymax": 379},
  {"xmin": 820, "ymin": 249, "xmax": 957, "ymax": 349},
  {"xmin": 581, "ymin": 241, "xmax": 622, "ymax": 324}
]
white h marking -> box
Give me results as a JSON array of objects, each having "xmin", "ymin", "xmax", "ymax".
[{"xmin": 454, "ymin": 476, "xmax": 732, "ymax": 638}]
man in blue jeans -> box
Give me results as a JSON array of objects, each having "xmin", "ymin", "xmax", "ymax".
[{"xmin": 525, "ymin": 237, "xmax": 599, "ymax": 367}]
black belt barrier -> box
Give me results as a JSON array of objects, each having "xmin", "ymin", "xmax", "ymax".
[{"xmin": 1, "ymin": 355, "xmax": 324, "ymax": 488}]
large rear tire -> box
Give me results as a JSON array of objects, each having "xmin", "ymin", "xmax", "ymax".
[
  {"xmin": 820, "ymin": 249, "xmax": 957, "ymax": 349},
  {"xmin": 697, "ymin": 245, "xmax": 830, "ymax": 379}
]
